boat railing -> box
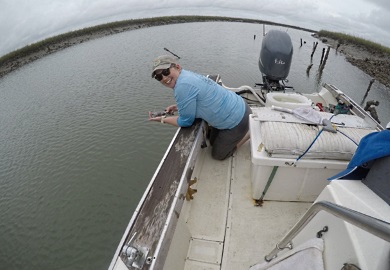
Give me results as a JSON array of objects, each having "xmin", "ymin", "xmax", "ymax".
[
  {"xmin": 265, "ymin": 200, "xmax": 390, "ymax": 262},
  {"xmin": 324, "ymin": 83, "xmax": 383, "ymax": 130}
]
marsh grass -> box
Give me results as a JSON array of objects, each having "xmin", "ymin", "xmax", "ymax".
[
  {"xmin": 0, "ymin": 15, "xmax": 312, "ymax": 67},
  {"xmin": 318, "ymin": 30, "xmax": 390, "ymax": 55},
  {"xmin": 2, "ymin": 16, "xmax": 388, "ymax": 73}
]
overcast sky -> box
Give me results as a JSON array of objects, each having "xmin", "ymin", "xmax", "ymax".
[{"xmin": 1, "ymin": 0, "xmax": 390, "ymax": 57}]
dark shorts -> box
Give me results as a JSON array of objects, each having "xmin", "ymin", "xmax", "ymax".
[{"xmin": 209, "ymin": 102, "xmax": 252, "ymax": 160}]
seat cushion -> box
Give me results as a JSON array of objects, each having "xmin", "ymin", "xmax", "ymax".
[{"xmin": 260, "ymin": 121, "xmax": 375, "ymax": 160}]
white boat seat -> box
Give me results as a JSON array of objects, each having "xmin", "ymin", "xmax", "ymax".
[{"xmin": 260, "ymin": 121, "xmax": 375, "ymax": 160}]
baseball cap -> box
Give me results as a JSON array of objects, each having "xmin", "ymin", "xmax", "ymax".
[{"xmin": 151, "ymin": 55, "xmax": 178, "ymax": 77}]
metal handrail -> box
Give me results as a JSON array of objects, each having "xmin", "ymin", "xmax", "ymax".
[{"xmin": 265, "ymin": 200, "xmax": 390, "ymax": 262}]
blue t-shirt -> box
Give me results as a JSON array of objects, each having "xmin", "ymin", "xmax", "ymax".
[{"xmin": 174, "ymin": 69, "xmax": 245, "ymax": 129}]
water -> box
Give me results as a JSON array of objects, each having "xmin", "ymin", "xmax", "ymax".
[{"xmin": 0, "ymin": 22, "xmax": 389, "ymax": 270}]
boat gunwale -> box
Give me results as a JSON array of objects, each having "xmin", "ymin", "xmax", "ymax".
[
  {"xmin": 108, "ymin": 127, "xmax": 183, "ymax": 270},
  {"xmin": 150, "ymin": 120, "xmax": 205, "ymax": 269},
  {"xmin": 109, "ymin": 120, "xmax": 205, "ymax": 270}
]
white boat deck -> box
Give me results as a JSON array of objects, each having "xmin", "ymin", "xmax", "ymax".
[
  {"xmin": 169, "ymin": 141, "xmax": 311, "ymax": 270},
  {"xmin": 164, "ymin": 139, "xmax": 390, "ymax": 270},
  {"xmin": 110, "ymin": 84, "xmax": 389, "ymax": 270}
]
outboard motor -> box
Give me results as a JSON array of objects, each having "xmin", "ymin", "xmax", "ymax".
[{"xmin": 258, "ymin": 30, "xmax": 293, "ymax": 91}]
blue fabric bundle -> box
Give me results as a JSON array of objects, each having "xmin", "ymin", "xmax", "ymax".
[{"xmin": 328, "ymin": 130, "xmax": 390, "ymax": 180}]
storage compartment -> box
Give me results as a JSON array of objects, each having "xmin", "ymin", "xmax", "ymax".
[{"xmin": 249, "ymin": 111, "xmax": 349, "ymax": 202}]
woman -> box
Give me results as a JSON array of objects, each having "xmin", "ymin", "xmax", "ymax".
[{"xmin": 149, "ymin": 55, "xmax": 251, "ymax": 160}]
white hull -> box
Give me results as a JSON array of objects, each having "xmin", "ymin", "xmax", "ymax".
[{"xmin": 110, "ymin": 82, "xmax": 389, "ymax": 270}]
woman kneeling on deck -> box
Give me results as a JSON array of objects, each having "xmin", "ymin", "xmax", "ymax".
[{"xmin": 148, "ymin": 55, "xmax": 251, "ymax": 160}]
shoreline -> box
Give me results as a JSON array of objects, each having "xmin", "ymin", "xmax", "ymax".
[
  {"xmin": 0, "ymin": 22, "xmax": 152, "ymax": 78},
  {"xmin": 316, "ymin": 36, "xmax": 390, "ymax": 89},
  {"xmin": 1, "ymin": 16, "xmax": 389, "ymax": 89}
]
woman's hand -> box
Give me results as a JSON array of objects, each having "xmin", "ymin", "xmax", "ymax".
[
  {"xmin": 148, "ymin": 111, "xmax": 164, "ymax": 122},
  {"xmin": 165, "ymin": 105, "xmax": 177, "ymax": 114}
]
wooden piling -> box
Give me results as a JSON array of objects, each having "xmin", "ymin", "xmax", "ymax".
[
  {"xmin": 319, "ymin": 46, "xmax": 330, "ymax": 71},
  {"xmin": 364, "ymin": 100, "xmax": 379, "ymax": 111},
  {"xmin": 306, "ymin": 64, "xmax": 313, "ymax": 76},
  {"xmin": 311, "ymin": 42, "xmax": 318, "ymax": 58},
  {"xmin": 320, "ymin": 48, "xmax": 325, "ymax": 64},
  {"xmin": 366, "ymin": 79, "xmax": 375, "ymax": 94},
  {"xmin": 366, "ymin": 105, "xmax": 381, "ymax": 123},
  {"xmin": 361, "ymin": 79, "xmax": 376, "ymax": 104}
]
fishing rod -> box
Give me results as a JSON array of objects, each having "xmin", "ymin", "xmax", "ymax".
[{"xmin": 164, "ymin": 48, "xmax": 181, "ymax": 59}]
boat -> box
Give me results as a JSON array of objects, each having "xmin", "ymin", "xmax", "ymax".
[{"xmin": 108, "ymin": 30, "xmax": 390, "ymax": 270}]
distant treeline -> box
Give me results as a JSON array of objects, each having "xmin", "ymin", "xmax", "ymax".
[
  {"xmin": 1, "ymin": 15, "xmax": 389, "ymax": 69},
  {"xmin": 318, "ymin": 30, "xmax": 390, "ymax": 55},
  {"xmin": 0, "ymin": 15, "xmax": 315, "ymax": 66}
]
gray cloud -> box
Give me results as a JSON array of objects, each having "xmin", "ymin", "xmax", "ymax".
[
  {"xmin": 1, "ymin": 0, "xmax": 390, "ymax": 57},
  {"xmin": 364, "ymin": 0, "xmax": 390, "ymax": 11}
]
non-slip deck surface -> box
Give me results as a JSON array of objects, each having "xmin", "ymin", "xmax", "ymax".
[{"xmin": 184, "ymin": 142, "xmax": 311, "ymax": 269}]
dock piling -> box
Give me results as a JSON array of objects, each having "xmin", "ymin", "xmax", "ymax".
[
  {"xmin": 361, "ymin": 79, "xmax": 376, "ymax": 105},
  {"xmin": 319, "ymin": 46, "xmax": 330, "ymax": 71},
  {"xmin": 320, "ymin": 48, "xmax": 325, "ymax": 64},
  {"xmin": 311, "ymin": 42, "xmax": 318, "ymax": 58}
]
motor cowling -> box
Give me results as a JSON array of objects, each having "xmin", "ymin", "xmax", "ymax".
[{"xmin": 258, "ymin": 30, "xmax": 293, "ymax": 81}]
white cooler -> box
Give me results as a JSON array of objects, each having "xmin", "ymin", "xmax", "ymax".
[{"xmin": 248, "ymin": 108, "xmax": 373, "ymax": 202}]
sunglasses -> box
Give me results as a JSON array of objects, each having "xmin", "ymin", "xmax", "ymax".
[{"xmin": 153, "ymin": 68, "xmax": 171, "ymax": 81}]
